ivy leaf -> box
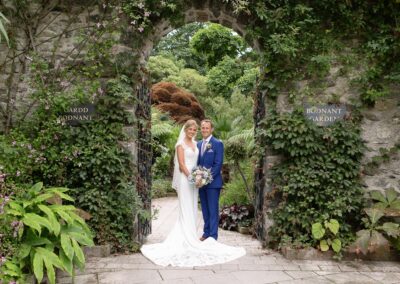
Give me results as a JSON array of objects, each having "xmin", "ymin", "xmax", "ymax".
[{"xmin": 312, "ymin": 222, "xmax": 325, "ymax": 239}]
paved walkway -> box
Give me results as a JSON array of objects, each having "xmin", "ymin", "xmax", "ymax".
[{"xmin": 58, "ymin": 197, "xmax": 400, "ymax": 284}]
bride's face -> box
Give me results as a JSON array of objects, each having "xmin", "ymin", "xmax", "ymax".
[{"xmin": 185, "ymin": 126, "xmax": 197, "ymax": 139}]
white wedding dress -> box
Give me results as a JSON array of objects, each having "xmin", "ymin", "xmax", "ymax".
[{"xmin": 141, "ymin": 132, "xmax": 246, "ymax": 267}]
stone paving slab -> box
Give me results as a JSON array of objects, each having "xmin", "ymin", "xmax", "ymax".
[
  {"xmin": 98, "ymin": 270, "xmax": 162, "ymax": 284},
  {"xmin": 56, "ymin": 197, "xmax": 400, "ymax": 284},
  {"xmin": 231, "ymin": 270, "xmax": 293, "ymax": 283},
  {"xmin": 323, "ymin": 272, "xmax": 378, "ymax": 284}
]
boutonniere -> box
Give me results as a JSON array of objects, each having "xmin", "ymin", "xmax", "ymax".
[{"xmin": 206, "ymin": 143, "xmax": 212, "ymax": 150}]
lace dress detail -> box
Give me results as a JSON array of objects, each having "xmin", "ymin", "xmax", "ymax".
[{"xmin": 141, "ymin": 142, "xmax": 246, "ymax": 267}]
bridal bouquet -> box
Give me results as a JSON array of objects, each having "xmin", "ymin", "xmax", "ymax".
[{"xmin": 188, "ymin": 166, "xmax": 213, "ymax": 188}]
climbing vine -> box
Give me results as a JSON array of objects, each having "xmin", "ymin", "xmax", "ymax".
[{"xmin": 257, "ymin": 108, "xmax": 366, "ymax": 249}]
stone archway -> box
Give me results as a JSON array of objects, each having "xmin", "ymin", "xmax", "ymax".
[{"xmin": 132, "ymin": 1, "xmax": 267, "ymax": 242}]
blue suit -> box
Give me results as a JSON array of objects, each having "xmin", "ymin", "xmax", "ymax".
[{"xmin": 197, "ymin": 136, "xmax": 224, "ymax": 240}]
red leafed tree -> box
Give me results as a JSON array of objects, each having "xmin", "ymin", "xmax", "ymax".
[{"xmin": 151, "ymin": 82, "xmax": 205, "ymax": 123}]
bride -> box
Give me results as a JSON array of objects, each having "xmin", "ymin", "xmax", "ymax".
[{"xmin": 141, "ymin": 119, "xmax": 246, "ymax": 267}]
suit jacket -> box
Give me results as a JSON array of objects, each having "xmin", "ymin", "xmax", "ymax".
[{"xmin": 197, "ymin": 136, "xmax": 224, "ymax": 189}]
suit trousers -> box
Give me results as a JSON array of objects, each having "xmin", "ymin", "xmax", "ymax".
[{"xmin": 199, "ymin": 187, "xmax": 221, "ymax": 240}]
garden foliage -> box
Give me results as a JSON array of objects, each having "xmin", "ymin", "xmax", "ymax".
[{"xmin": 258, "ymin": 109, "xmax": 365, "ymax": 248}]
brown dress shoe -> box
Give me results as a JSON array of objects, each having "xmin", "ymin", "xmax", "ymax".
[{"xmin": 200, "ymin": 236, "xmax": 207, "ymax": 241}]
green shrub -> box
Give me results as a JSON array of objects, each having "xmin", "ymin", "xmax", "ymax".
[
  {"xmin": 220, "ymin": 181, "xmax": 249, "ymax": 207},
  {"xmin": 152, "ymin": 178, "xmax": 175, "ymax": 199},
  {"xmin": 312, "ymin": 219, "xmax": 342, "ymax": 256},
  {"xmin": 361, "ymin": 88, "xmax": 388, "ymax": 106},
  {"xmin": 349, "ymin": 208, "xmax": 400, "ymax": 255},
  {"xmin": 0, "ymin": 182, "xmax": 94, "ymax": 284}
]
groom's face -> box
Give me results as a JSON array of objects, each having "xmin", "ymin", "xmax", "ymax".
[{"xmin": 201, "ymin": 122, "xmax": 213, "ymax": 139}]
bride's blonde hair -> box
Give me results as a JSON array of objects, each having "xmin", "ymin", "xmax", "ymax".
[{"xmin": 184, "ymin": 119, "xmax": 198, "ymax": 131}]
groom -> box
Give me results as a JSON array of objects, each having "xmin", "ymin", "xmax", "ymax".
[{"xmin": 197, "ymin": 119, "xmax": 224, "ymax": 241}]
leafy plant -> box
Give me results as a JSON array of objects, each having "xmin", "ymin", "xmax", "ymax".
[
  {"xmin": 220, "ymin": 174, "xmax": 251, "ymax": 207},
  {"xmin": 349, "ymin": 208, "xmax": 400, "ymax": 255},
  {"xmin": 219, "ymin": 204, "xmax": 254, "ymax": 231},
  {"xmin": 152, "ymin": 178, "xmax": 175, "ymax": 199},
  {"xmin": 151, "ymin": 108, "xmax": 180, "ymax": 179},
  {"xmin": 0, "ymin": 182, "xmax": 94, "ymax": 284},
  {"xmin": 190, "ymin": 23, "xmax": 246, "ymax": 68},
  {"xmin": 312, "ymin": 219, "xmax": 342, "ymax": 253},
  {"xmin": 152, "ymin": 22, "xmax": 207, "ymax": 74},
  {"xmin": 223, "ymin": 141, "xmax": 254, "ymax": 203},
  {"xmin": 238, "ymin": 218, "xmax": 253, "ymax": 227},
  {"xmin": 147, "ymin": 55, "xmax": 182, "ymax": 83},
  {"xmin": 206, "ymin": 56, "xmax": 245, "ymax": 99},
  {"xmin": 361, "ymin": 88, "xmax": 388, "ymax": 106},
  {"xmin": 0, "ymin": 11, "xmax": 10, "ymax": 46},
  {"xmin": 370, "ymin": 188, "xmax": 400, "ymax": 210}
]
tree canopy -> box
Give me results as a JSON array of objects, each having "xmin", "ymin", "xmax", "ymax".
[{"xmin": 190, "ymin": 23, "xmax": 246, "ymax": 68}]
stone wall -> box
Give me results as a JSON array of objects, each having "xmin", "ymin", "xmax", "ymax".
[
  {"xmin": 1, "ymin": 2, "xmax": 97, "ymax": 132},
  {"xmin": 361, "ymin": 96, "xmax": 400, "ymax": 192},
  {"xmin": 0, "ymin": 2, "xmax": 139, "ymax": 155}
]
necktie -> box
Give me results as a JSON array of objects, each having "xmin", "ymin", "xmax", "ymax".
[{"xmin": 201, "ymin": 140, "xmax": 207, "ymax": 156}]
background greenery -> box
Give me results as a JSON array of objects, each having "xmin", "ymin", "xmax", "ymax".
[{"xmin": 148, "ymin": 23, "xmax": 256, "ymax": 211}]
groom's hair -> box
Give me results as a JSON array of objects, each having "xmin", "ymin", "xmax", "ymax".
[{"xmin": 201, "ymin": 119, "xmax": 214, "ymax": 128}]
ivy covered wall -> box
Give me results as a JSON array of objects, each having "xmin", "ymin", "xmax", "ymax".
[{"xmin": 0, "ymin": 0, "xmax": 150, "ymax": 250}]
